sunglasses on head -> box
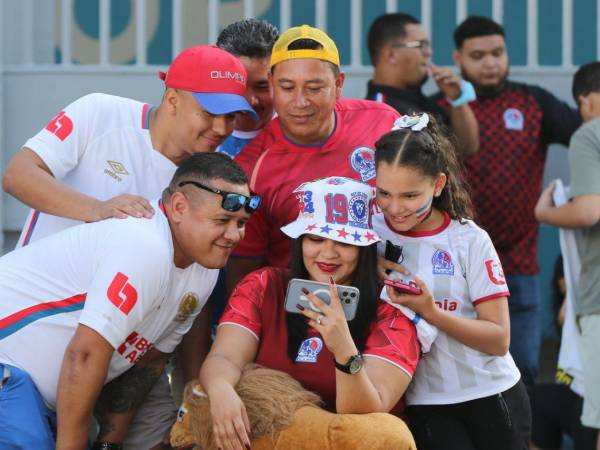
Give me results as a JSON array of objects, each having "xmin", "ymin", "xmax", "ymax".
[{"xmin": 178, "ymin": 181, "xmax": 261, "ymax": 213}]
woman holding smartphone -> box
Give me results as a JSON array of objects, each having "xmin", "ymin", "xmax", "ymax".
[
  {"xmin": 373, "ymin": 113, "xmax": 530, "ymax": 450},
  {"xmin": 199, "ymin": 176, "xmax": 420, "ymax": 450}
]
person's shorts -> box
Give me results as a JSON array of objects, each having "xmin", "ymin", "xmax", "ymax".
[
  {"xmin": 0, "ymin": 363, "xmax": 56, "ymax": 450},
  {"xmin": 123, "ymin": 371, "xmax": 177, "ymax": 449},
  {"xmin": 531, "ymin": 382, "xmax": 597, "ymax": 450},
  {"xmin": 578, "ymin": 314, "xmax": 600, "ymax": 429}
]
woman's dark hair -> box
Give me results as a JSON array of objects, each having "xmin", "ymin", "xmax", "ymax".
[
  {"xmin": 374, "ymin": 115, "xmax": 473, "ymax": 221},
  {"xmin": 285, "ymin": 237, "xmax": 379, "ymax": 362}
]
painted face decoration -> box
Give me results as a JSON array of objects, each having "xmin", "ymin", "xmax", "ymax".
[{"xmin": 415, "ymin": 196, "xmax": 434, "ymax": 221}]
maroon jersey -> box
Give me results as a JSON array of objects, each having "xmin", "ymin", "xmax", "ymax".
[
  {"xmin": 436, "ymin": 82, "xmax": 580, "ymax": 274},
  {"xmin": 233, "ymin": 99, "xmax": 399, "ymax": 267},
  {"xmin": 220, "ymin": 267, "xmax": 420, "ymax": 413}
]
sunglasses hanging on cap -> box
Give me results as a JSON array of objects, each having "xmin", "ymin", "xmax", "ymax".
[{"xmin": 178, "ymin": 181, "xmax": 261, "ymax": 213}]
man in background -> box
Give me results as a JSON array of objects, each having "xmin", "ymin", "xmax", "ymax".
[
  {"xmin": 535, "ymin": 61, "xmax": 600, "ymax": 450},
  {"xmin": 217, "ymin": 18, "xmax": 279, "ymax": 158},
  {"xmin": 366, "ymin": 12, "xmax": 479, "ymax": 158},
  {"xmin": 449, "ymin": 16, "xmax": 580, "ymax": 390}
]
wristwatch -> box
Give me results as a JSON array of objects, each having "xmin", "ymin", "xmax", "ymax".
[{"xmin": 334, "ymin": 353, "xmax": 364, "ymax": 374}]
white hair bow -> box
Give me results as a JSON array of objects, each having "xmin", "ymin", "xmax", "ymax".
[{"xmin": 391, "ymin": 113, "xmax": 430, "ymax": 131}]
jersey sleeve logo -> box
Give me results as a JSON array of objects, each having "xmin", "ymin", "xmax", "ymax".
[
  {"xmin": 349, "ymin": 147, "xmax": 376, "ymax": 182},
  {"xmin": 107, "ymin": 272, "xmax": 138, "ymax": 315},
  {"xmin": 485, "ymin": 259, "xmax": 506, "ymax": 285},
  {"xmin": 45, "ymin": 111, "xmax": 73, "ymax": 141}
]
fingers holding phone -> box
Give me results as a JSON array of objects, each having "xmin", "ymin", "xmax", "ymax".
[
  {"xmin": 385, "ymin": 276, "xmax": 436, "ymax": 320},
  {"xmin": 293, "ymin": 278, "xmax": 358, "ymax": 357}
]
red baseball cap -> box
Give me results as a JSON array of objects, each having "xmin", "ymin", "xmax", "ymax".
[{"xmin": 159, "ymin": 45, "xmax": 258, "ymax": 121}]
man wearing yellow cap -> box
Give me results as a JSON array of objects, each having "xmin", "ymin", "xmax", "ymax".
[{"xmin": 227, "ymin": 25, "xmax": 401, "ymax": 290}]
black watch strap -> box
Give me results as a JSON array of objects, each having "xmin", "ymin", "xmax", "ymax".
[{"xmin": 334, "ymin": 353, "xmax": 363, "ymax": 374}]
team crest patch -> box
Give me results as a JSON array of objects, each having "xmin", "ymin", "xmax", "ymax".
[
  {"xmin": 503, "ymin": 108, "xmax": 524, "ymax": 131},
  {"xmin": 485, "ymin": 259, "xmax": 506, "ymax": 285},
  {"xmin": 295, "ymin": 337, "xmax": 323, "ymax": 363},
  {"xmin": 349, "ymin": 147, "xmax": 376, "ymax": 182},
  {"xmin": 432, "ymin": 249, "xmax": 454, "ymax": 275},
  {"xmin": 348, "ymin": 191, "xmax": 368, "ymax": 229},
  {"xmin": 175, "ymin": 292, "xmax": 199, "ymax": 322}
]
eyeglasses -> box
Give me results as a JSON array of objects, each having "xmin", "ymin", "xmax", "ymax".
[
  {"xmin": 392, "ymin": 39, "xmax": 431, "ymax": 52},
  {"xmin": 178, "ymin": 181, "xmax": 261, "ymax": 213}
]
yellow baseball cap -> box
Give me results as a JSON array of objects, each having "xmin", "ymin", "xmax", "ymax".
[{"xmin": 270, "ymin": 24, "xmax": 340, "ymax": 68}]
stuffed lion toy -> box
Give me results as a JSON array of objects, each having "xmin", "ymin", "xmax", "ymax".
[{"xmin": 171, "ymin": 364, "xmax": 416, "ymax": 450}]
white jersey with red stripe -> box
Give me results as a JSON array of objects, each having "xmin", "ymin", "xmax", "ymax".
[
  {"xmin": 17, "ymin": 93, "xmax": 176, "ymax": 247},
  {"xmin": 373, "ymin": 212, "xmax": 521, "ymax": 405},
  {"xmin": 0, "ymin": 201, "xmax": 217, "ymax": 407}
]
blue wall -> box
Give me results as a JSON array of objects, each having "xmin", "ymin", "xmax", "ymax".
[{"xmin": 66, "ymin": 0, "xmax": 598, "ymax": 66}]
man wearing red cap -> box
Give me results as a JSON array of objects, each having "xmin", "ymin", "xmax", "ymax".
[{"xmin": 1, "ymin": 45, "xmax": 256, "ymax": 450}]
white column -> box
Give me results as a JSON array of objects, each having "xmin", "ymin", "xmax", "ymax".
[
  {"xmin": 456, "ymin": 0, "xmax": 467, "ymax": 24},
  {"xmin": 527, "ymin": 0, "xmax": 538, "ymax": 67},
  {"xmin": 22, "ymin": 0, "xmax": 34, "ymax": 65},
  {"xmin": 280, "ymin": 0, "xmax": 291, "ymax": 32},
  {"xmin": 135, "ymin": 0, "xmax": 147, "ymax": 66},
  {"xmin": 99, "ymin": 0, "xmax": 110, "ymax": 66},
  {"xmin": 597, "ymin": 0, "xmax": 600, "ymax": 61},
  {"xmin": 562, "ymin": 0, "xmax": 573, "ymax": 67},
  {"xmin": 315, "ymin": 0, "xmax": 327, "ymax": 31},
  {"xmin": 421, "ymin": 0, "xmax": 432, "ymax": 38},
  {"xmin": 172, "ymin": 0, "xmax": 183, "ymax": 57},
  {"xmin": 385, "ymin": 0, "xmax": 396, "ymax": 13},
  {"xmin": 492, "ymin": 0, "xmax": 503, "ymax": 24},
  {"xmin": 0, "ymin": 0, "xmax": 4, "ymax": 250},
  {"xmin": 244, "ymin": 0, "xmax": 254, "ymax": 18},
  {"xmin": 61, "ymin": 0, "xmax": 73, "ymax": 65},
  {"xmin": 350, "ymin": 0, "xmax": 361, "ymax": 67}
]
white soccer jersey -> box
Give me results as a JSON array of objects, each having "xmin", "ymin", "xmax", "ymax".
[
  {"xmin": 554, "ymin": 180, "xmax": 585, "ymax": 396},
  {"xmin": 373, "ymin": 212, "xmax": 520, "ymax": 405},
  {"xmin": 17, "ymin": 93, "xmax": 176, "ymax": 246},
  {"xmin": 0, "ymin": 201, "xmax": 218, "ymax": 406}
]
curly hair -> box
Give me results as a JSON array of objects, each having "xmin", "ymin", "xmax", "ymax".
[{"xmin": 217, "ymin": 18, "xmax": 279, "ymax": 59}]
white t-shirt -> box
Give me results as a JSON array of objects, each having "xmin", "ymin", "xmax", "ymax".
[
  {"xmin": 17, "ymin": 93, "xmax": 176, "ymax": 246},
  {"xmin": 554, "ymin": 180, "xmax": 585, "ymax": 396},
  {"xmin": 373, "ymin": 212, "xmax": 521, "ymax": 405},
  {"xmin": 0, "ymin": 201, "xmax": 218, "ymax": 406}
]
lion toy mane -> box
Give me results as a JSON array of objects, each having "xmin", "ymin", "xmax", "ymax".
[{"xmin": 171, "ymin": 364, "xmax": 416, "ymax": 450}]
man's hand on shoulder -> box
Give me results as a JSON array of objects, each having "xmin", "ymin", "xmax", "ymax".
[{"xmin": 94, "ymin": 194, "xmax": 155, "ymax": 221}]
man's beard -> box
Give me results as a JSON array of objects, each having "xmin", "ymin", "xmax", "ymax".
[{"xmin": 461, "ymin": 68, "xmax": 509, "ymax": 97}]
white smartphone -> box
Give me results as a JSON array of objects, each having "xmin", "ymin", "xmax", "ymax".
[{"xmin": 284, "ymin": 278, "xmax": 360, "ymax": 321}]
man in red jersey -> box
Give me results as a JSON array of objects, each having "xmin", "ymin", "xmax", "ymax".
[{"xmin": 226, "ymin": 24, "xmax": 400, "ymax": 291}]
